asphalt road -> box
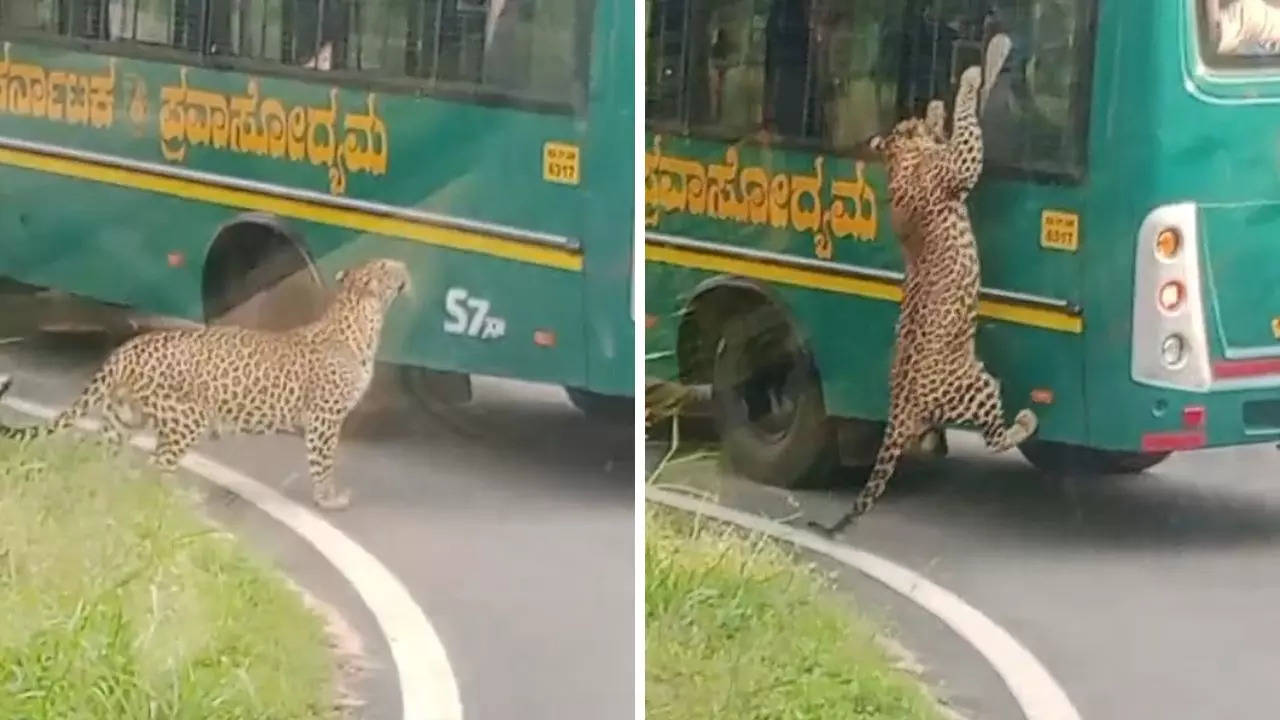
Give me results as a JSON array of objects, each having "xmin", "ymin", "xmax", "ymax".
[
  {"xmin": 647, "ymin": 429, "xmax": 1280, "ymax": 720},
  {"xmin": 0, "ymin": 330, "xmax": 635, "ymax": 720}
]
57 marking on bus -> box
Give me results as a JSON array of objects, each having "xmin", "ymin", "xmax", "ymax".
[{"xmin": 443, "ymin": 288, "xmax": 507, "ymax": 340}]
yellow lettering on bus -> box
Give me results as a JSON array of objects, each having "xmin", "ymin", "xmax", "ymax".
[
  {"xmin": 0, "ymin": 44, "xmax": 115, "ymax": 129},
  {"xmin": 157, "ymin": 72, "xmax": 389, "ymax": 196},
  {"xmin": 644, "ymin": 135, "xmax": 879, "ymax": 253}
]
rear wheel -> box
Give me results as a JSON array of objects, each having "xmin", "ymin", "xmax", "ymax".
[
  {"xmin": 400, "ymin": 366, "xmax": 473, "ymax": 410},
  {"xmin": 1019, "ymin": 439, "xmax": 1171, "ymax": 476},
  {"xmin": 565, "ymin": 387, "xmax": 631, "ymax": 424},
  {"xmin": 711, "ymin": 306, "xmax": 835, "ymax": 488}
]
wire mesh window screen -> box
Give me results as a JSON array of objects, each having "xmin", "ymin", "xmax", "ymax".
[
  {"xmin": 0, "ymin": 0, "xmax": 588, "ymax": 103},
  {"xmin": 208, "ymin": 0, "xmax": 587, "ymax": 100},
  {"xmin": 646, "ymin": 0, "xmax": 1092, "ymax": 176}
]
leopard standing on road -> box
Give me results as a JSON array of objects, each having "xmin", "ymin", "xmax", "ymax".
[
  {"xmin": 817, "ymin": 67, "xmax": 1037, "ymax": 536},
  {"xmin": 0, "ymin": 257, "xmax": 411, "ymax": 511}
]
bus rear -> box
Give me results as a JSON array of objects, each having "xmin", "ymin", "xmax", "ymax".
[{"xmin": 1085, "ymin": 0, "xmax": 1280, "ymax": 454}]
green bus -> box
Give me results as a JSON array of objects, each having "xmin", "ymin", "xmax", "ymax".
[
  {"xmin": 0, "ymin": 0, "xmax": 633, "ymax": 416},
  {"xmin": 645, "ymin": 0, "xmax": 1280, "ymax": 485}
]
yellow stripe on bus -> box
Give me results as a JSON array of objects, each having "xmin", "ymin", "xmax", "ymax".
[
  {"xmin": 646, "ymin": 242, "xmax": 1084, "ymax": 334},
  {"xmin": 0, "ymin": 146, "xmax": 584, "ymax": 272}
]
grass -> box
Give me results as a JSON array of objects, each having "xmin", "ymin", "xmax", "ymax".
[
  {"xmin": 0, "ymin": 436, "xmax": 337, "ymax": 719},
  {"xmin": 645, "ymin": 503, "xmax": 951, "ymax": 720}
]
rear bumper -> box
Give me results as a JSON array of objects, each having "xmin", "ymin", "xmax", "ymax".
[{"xmin": 1134, "ymin": 386, "xmax": 1280, "ymax": 452}]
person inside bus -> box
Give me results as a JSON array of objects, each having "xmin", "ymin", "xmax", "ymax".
[
  {"xmin": 979, "ymin": 4, "xmax": 1072, "ymax": 170},
  {"xmin": 1216, "ymin": 0, "xmax": 1280, "ymax": 55},
  {"xmin": 292, "ymin": 0, "xmax": 350, "ymax": 70},
  {"xmin": 900, "ymin": 4, "xmax": 961, "ymax": 121},
  {"xmin": 762, "ymin": 0, "xmax": 817, "ymax": 138},
  {"xmin": 482, "ymin": 0, "xmax": 533, "ymax": 92}
]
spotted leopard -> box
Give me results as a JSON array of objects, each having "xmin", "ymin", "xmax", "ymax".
[
  {"xmin": 0, "ymin": 257, "xmax": 410, "ymax": 511},
  {"xmin": 819, "ymin": 66, "xmax": 1037, "ymax": 535}
]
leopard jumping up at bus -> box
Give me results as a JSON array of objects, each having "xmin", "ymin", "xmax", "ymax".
[{"xmin": 815, "ymin": 66, "xmax": 1038, "ymax": 536}]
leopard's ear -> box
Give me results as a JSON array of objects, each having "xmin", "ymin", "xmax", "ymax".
[
  {"xmin": 869, "ymin": 136, "xmax": 886, "ymax": 153},
  {"xmin": 334, "ymin": 269, "xmax": 347, "ymax": 283}
]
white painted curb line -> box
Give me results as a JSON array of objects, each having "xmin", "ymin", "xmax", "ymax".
[
  {"xmin": 647, "ymin": 486, "xmax": 1082, "ymax": 720},
  {"xmin": 3, "ymin": 396, "xmax": 464, "ymax": 720}
]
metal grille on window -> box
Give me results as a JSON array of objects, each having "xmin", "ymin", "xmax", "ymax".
[
  {"xmin": 189, "ymin": 0, "xmax": 577, "ymax": 98},
  {"xmin": 645, "ymin": 0, "xmax": 1089, "ymax": 174}
]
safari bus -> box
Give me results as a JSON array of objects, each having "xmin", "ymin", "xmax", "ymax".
[
  {"xmin": 0, "ymin": 0, "xmax": 633, "ymax": 417},
  {"xmin": 644, "ymin": 0, "xmax": 1280, "ymax": 485}
]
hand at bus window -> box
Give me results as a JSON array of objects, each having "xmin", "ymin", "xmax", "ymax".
[{"xmin": 301, "ymin": 42, "xmax": 334, "ymax": 71}]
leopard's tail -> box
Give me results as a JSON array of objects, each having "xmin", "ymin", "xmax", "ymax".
[
  {"xmin": 0, "ymin": 367, "xmax": 111, "ymax": 442},
  {"xmin": 817, "ymin": 424, "xmax": 911, "ymax": 536}
]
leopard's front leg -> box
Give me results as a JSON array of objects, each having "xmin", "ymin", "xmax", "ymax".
[
  {"xmin": 938, "ymin": 65, "xmax": 985, "ymax": 196},
  {"xmin": 304, "ymin": 417, "xmax": 351, "ymax": 511}
]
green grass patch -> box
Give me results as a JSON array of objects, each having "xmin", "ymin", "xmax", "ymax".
[
  {"xmin": 0, "ymin": 436, "xmax": 337, "ymax": 719},
  {"xmin": 646, "ymin": 503, "xmax": 950, "ymax": 720}
]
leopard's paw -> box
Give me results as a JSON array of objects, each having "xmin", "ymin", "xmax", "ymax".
[
  {"xmin": 313, "ymin": 486, "xmax": 352, "ymax": 511},
  {"xmin": 1012, "ymin": 408, "xmax": 1039, "ymax": 442}
]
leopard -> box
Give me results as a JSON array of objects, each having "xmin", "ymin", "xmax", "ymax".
[
  {"xmin": 0, "ymin": 257, "xmax": 411, "ymax": 511},
  {"xmin": 815, "ymin": 66, "xmax": 1037, "ymax": 536}
]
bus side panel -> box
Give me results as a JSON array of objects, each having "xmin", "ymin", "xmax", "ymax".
[
  {"xmin": 645, "ymin": 255, "xmax": 1088, "ymax": 445},
  {"xmin": 316, "ymin": 237, "xmax": 588, "ymax": 385},
  {"xmin": 800, "ymin": 290, "xmax": 1087, "ymax": 444},
  {"xmin": 0, "ymin": 164, "xmax": 213, "ymax": 318},
  {"xmin": 973, "ymin": 321, "xmax": 1087, "ymax": 446},
  {"xmin": 0, "ymin": 163, "xmax": 589, "ymax": 387},
  {"xmin": 0, "ymin": 44, "xmax": 588, "ymax": 239},
  {"xmin": 643, "ymin": 144, "xmax": 1090, "ymax": 442},
  {"xmin": 643, "ymin": 260, "xmax": 698, "ymax": 383},
  {"xmin": 578, "ymin": 0, "xmax": 636, "ymax": 397}
]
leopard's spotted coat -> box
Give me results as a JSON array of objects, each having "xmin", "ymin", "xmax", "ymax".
[
  {"xmin": 823, "ymin": 67, "xmax": 1037, "ymax": 535},
  {"xmin": 0, "ymin": 257, "xmax": 410, "ymax": 510}
]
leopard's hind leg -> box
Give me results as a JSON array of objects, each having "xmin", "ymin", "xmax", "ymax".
[
  {"xmin": 942, "ymin": 361, "xmax": 1037, "ymax": 451},
  {"xmin": 98, "ymin": 400, "xmax": 130, "ymax": 455},
  {"xmin": 149, "ymin": 401, "xmax": 209, "ymax": 474}
]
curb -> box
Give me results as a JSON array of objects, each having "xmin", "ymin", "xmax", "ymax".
[{"xmin": 647, "ymin": 485, "xmax": 1081, "ymax": 720}]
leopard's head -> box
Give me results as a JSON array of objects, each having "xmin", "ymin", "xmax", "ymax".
[
  {"xmin": 868, "ymin": 116, "xmax": 944, "ymax": 217},
  {"xmin": 335, "ymin": 258, "xmax": 411, "ymax": 310},
  {"xmin": 869, "ymin": 117, "xmax": 940, "ymax": 174}
]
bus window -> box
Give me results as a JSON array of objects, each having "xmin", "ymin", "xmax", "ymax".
[
  {"xmin": 104, "ymin": 0, "xmax": 194, "ymax": 47},
  {"xmin": 895, "ymin": 0, "xmax": 1092, "ymax": 178},
  {"xmin": 0, "ymin": 0, "xmax": 59, "ymax": 35},
  {"xmin": 643, "ymin": 0, "xmax": 1091, "ymax": 176},
  {"xmin": 1199, "ymin": 0, "xmax": 1280, "ymax": 60},
  {"xmin": 644, "ymin": 0, "xmax": 904, "ymax": 148},
  {"xmin": 0, "ymin": 0, "xmax": 589, "ymax": 105}
]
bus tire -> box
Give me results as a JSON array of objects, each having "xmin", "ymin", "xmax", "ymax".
[
  {"xmin": 564, "ymin": 387, "xmax": 631, "ymax": 424},
  {"xmin": 401, "ymin": 366, "xmax": 473, "ymax": 409},
  {"xmin": 1018, "ymin": 439, "xmax": 1171, "ymax": 477},
  {"xmin": 710, "ymin": 308, "xmax": 835, "ymax": 489}
]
